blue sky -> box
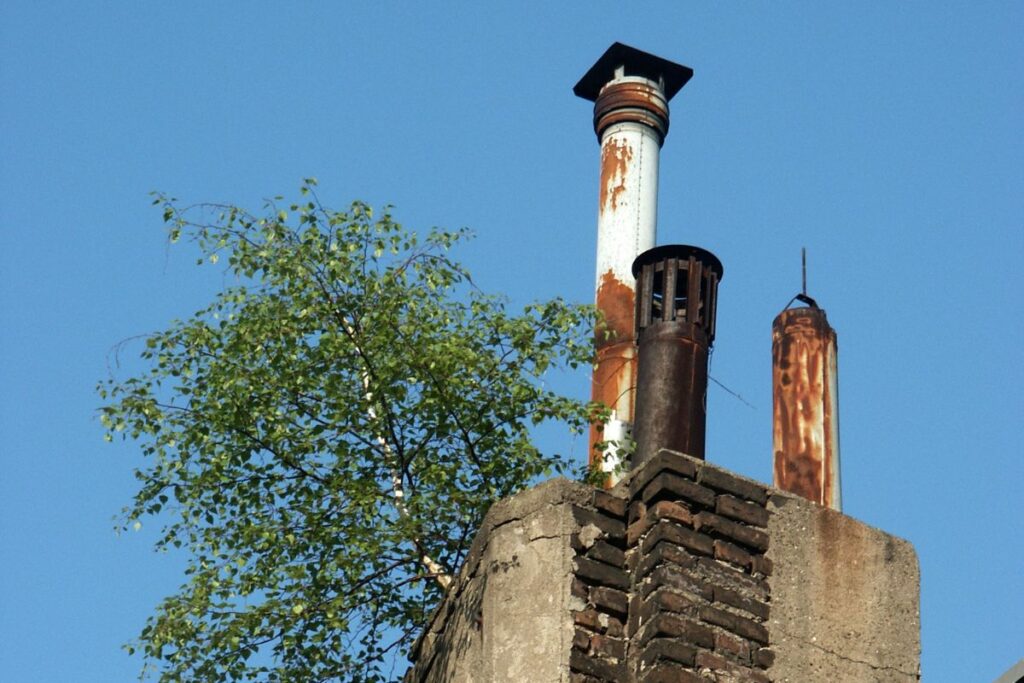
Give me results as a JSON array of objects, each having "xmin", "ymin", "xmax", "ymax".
[{"xmin": 1, "ymin": 2, "xmax": 1021, "ymax": 681}]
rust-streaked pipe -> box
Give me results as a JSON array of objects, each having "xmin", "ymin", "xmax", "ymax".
[
  {"xmin": 574, "ymin": 43, "xmax": 693, "ymax": 482},
  {"xmin": 772, "ymin": 306, "xmax": 842, "ymax": 510},
  {"xmin": 631, "ymin": 245, "xmax": 723, "ymax": 468}
]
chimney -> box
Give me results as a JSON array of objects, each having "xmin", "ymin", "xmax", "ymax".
[
  {"xmin": 631, "ymin": 245, "xmax": 723, "ymax": 468},
  {"xmin": 406, "ymin": 49, "xmax": 921, "ymax": 683},
  {"xmin": 772, "ymin": 292, "xmax": 842, "ymax": 510},
  {"xmin": 574, "ymin": 43, "xmax": 694, "ymax": 480}
]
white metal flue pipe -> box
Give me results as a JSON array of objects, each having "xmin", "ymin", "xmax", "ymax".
[
  {"xmin": 595, "ymin": 78, "xmax": 665, "ymax": 290},
  {"xmin": 591, "ymin": 76, "xmax": 665, "ymax": 481},
  {"xmin": 575, "ymin": 44, "xmax": 693, "ymax": 484}
]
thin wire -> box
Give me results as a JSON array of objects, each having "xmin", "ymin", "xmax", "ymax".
[
  {"xmin": 708, "ymin": 348, "xmax": 756, "ymax": 410},
  {"xmin": 709, "ymin": 375, "xmax": 756, "ymax": 410}
]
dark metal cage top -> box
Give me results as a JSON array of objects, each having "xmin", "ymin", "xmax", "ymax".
[{"xmin": 632, "ymin": 245, "xmax": 724, "ymax": 343}]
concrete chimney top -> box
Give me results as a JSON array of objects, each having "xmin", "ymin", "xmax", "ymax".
[{"xmin": 573, "ymin": 42, "xmax": 693, "ymax": 102}]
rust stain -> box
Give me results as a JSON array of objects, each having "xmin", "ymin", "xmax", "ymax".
[
  {"xmin": 591, "ymin": 342, "xmax": 635, "ymax": 411},
  {"xmin": 593, "ymin": 80, "xmax": 670, "ymax": 142},
  {"xmin": 595, "ymin": 270, "xmax": 635, "ymax": 349},
  {"xmin": 599, "ymin": 137, "xmax": 632, "ymax": 216},
  {"xmin": 772, "ymin": 308, "xmax": 838, "ymax": 507},
  {"xmin": 588, "ymin": 340, "xmax": 636, "ymax": 468},
  {"xmin": 590, "ymin": 270, "xmax": 637, "ymax": 472},
  {"xmin": 815, "ymin": 505, "xmax": 869, "ymax": 604}
]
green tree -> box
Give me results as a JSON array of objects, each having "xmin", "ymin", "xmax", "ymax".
[{"xmin": 99, "ymin": 180, "xmax": 598, "ymax": 682}]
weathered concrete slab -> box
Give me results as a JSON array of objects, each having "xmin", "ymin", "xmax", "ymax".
[
  {"xmin": 406, "ymin": 478, "xmax": 592, "ymax": 682},
  {"xmin": 767, "ymin": 490, "xmax": 921, "ymax": 682},
  {"xmin": 408, "ymin": 454, "xmax": 921, "ymax": 682}
]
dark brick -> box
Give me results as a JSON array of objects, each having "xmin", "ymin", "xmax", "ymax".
[
  {"xmin": 642, "ymin": 472, "xmax": 716, "ymax": 509},
  {"xmin": 569, "ymin": 674, "xmax": 601, "ymax": 683},
  {"xmin": 640, "ymin": 662, "xmax": 702, "ymax": 683},
  {"xmin": 697, "ymin": 466, "xmax": 768, "ymax": 505},
  {"xmin": 571, "ymin": 578, "xmax": 590, "ymax": 599},
  {"xmin": 627, "ymin": 518, "xmax": 651, "ymax": 546},
  {"xmin": 651, "ymin": 587, "xmax": 701, "ymax": 616},
  {"xmin": 714, "ymin": 584, "xmax": 770, "ymax": 621},
  {"xmin": 713, "ymin": 538, "xmax": 753, "ymax": 570},
  {"xmin": 587, "ymin": 539, "xmax": 626, "ymax": 568},
  {"xmin": 590, "ymin": 633, "xmax": 626, "ymax": 659},
  {"xmin": 575, "ymin": 607, "xmax": 624, "ymax": 637},
  {"xmin": 699, "ymin": 605, "xmax": 769, "ymax": 645},
  {"xmin": 573, "ymin": 628, "xmax": 591, "ymax": 651},
  {"xmin": 716, "ymin": 494, "xmax": 769, "ymax": 528},
  {"xmin": 629, "ymin": 501, "xmax": 694, "ymax": 545},
  {"xmin": 650, "ymin": 500, "xmax": 695, "ymax": 526},
  {"xmin": 604, "ymin": 614, "xmax": 624, "ymax": 638},
  {"xmin": 629, "ymin": 499, "xmax": 647, "ymax": 525},
  {"xmin": 593, "ymin": 489, "xmax": 627, "ymax": 518},
  {"xmin": 634, "ymin": 587, "xmax": 700, "ymax": 630},
  {"xmin": 639, "ymin": 638, "xmax": 698, "ymax": 667},
  {"xmin": 636, "ymin": 540, "xmax": 697, "ymax": 580},
  {"xmin": 714, "ymin": 631, "xmax": 751, "ymax": 663},
  {"xmin": 590, "ymin": 585, "xmax": 628, "ymax": 619},
  {"xmin": 694, "ymin": 650, "xmax": 730, "ymax": 671},
  {"xmin": 629, "ymin": 449, "xmax": 699, "ymax": 498},
  {"xmin": 570, "ymin": 649, "xmax": 627, "ymax": 679},
  {"xmin": 573, "ymin": 506, "xmax": 626, "ymax": 544},
  {"xmin": 641, "ymin": 519, "xmax": 714, "ymax": 558},
  {"xmin": 574, "ymin": 608, "xmax": 603, "ymax": 631},
  {"xmin": 699, "ymin": 603, "xmax": 740, "ymax": 632},
  {"xmin": 575, "ymin": 556, "xmax": 629, "ymax": 590},
  {"xmin": 695, "ymin": 557, "xmax": 769, "ymax": 601},
  {"xmin": 641, "ymin": 564, "xmax": 713, "ymax": 602},
  {"xmin": 638, "ymin": 612, "xmax": 714, "ymax": 649},
  {"xmin": 695, "ymin": 651, "xmax": 770, "ymax": 683},
  {"xmin": 695, "ymin": 511, "xmax": 770, "ymax": 552},
  {"xmin": 753, "ymin": 647, "xmax": 776, "ymax": 669},
  {"xmin": 751, "ymin": 553, "xmax": 774, "ymax": 577}
]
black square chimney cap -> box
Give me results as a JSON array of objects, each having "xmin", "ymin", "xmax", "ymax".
[{"xmin": 573, "ymin": 42, "xmax": 694, "ymax": 102}]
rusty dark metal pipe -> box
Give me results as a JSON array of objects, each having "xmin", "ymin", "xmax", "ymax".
[
  {"xmin": 633, "ymin": 323, "xmax": 710, "ymax": 465},
  {"xmin": 631, "ymin": 245, "xmax": 723, "ymax": 468}
]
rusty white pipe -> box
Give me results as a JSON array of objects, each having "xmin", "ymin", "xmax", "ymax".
[
  {"xmin": 772, "ymin": 306, "xmax": 842, "ymax": 511},
  {"xmin": 594, "ymin": 78, "xmax": 665, "ymax": 290},
  {"xmin": 575, "ymin": 44, "xmax": 693, "ymax": 485},
  {"xmin": 590, "ymin": 75, "xmax": 668, "ymax": 483},
  {"xmin": 598, "ymin": 411, "xmax": 631, "ymax": 478}
]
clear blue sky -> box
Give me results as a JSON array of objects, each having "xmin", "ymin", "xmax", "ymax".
[{"xmin": 1, "ymin": 2, "xmax": 1021, "ymax": 681}]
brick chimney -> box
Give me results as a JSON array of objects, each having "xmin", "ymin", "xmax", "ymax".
[{"xmin": 404, "ymin": 45, "xmax": 919, "ymax": 683}]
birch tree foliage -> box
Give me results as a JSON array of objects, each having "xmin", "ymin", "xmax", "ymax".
[{"xmin": 99, "ymin": 180, "xmax": 598, "ymax": 682}]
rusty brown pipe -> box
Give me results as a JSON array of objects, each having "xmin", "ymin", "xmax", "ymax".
[
  {"xmin": 633, "ymin": 322, "xmax": 710, "ymax": 465},
  {"xmin": 772, "ymin": 305, "xmax": 842, "ymax": 510}
]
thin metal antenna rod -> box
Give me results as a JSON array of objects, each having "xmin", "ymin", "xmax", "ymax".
[
  {"xmin": 786, "ymin": 247, "xmax": 817, "ymax": 310},
  {"xmin": 802, "ymin": 247, "xmax": 807, "ymax": 296}
]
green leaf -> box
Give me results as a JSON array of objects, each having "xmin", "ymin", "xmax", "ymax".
[{"xmin": 99, "ymin": 182, "xmax": 598, "ymax": 682}]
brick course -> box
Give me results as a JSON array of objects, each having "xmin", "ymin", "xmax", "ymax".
[
  {"xmin": 568, "ymin": 449, "xmax": 773, "ymax": 682},
  {"xmin": 409, "ymin": 447, "xmax": 920, "ymax": 682}
]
